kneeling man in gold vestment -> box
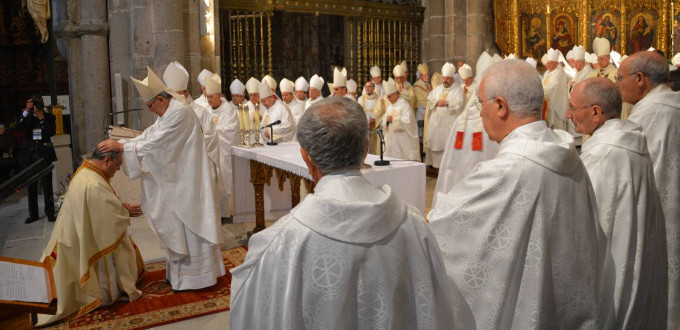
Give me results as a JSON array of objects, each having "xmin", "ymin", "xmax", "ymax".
[{"xmin": 37, "ymin": 148, "xmax": 145, "ymax": 326}]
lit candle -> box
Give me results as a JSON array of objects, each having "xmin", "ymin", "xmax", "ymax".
[
  {"xmin": 254, "ymin": 109, "xmax": 261, "ymax": 130},
  {"xmin": 244, "ymin": 108, "xmax": 250, "ymax": 130}
]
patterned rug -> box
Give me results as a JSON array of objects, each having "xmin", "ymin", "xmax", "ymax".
[{"xmin": 43, "ymin": 246, "xmax": 248, "ymax": 330}]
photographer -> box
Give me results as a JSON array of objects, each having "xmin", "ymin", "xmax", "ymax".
[{"xmin": 17, "ymin": 97, "xmax": 57, "ymax": 223}]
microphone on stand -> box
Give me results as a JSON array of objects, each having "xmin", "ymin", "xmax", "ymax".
[
  {"xmin": 261, "ymin": 120, "xmax": 281, "ymax": 146},
  {"xmin": 374, "ymin": 127, "xmax": 390, "ymax": 166}
]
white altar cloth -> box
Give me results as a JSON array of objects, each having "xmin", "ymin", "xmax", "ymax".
[{"xmin": 232, "ymin": 142, "xmax": 426, "ymax": 222}]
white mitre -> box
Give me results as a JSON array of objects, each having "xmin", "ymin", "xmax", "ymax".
[
  {"xmin": 593, "ymin": 37, "xmax": 611, "ymax": 56},
  {"xmin": 572, "ymin": 45, "xmax": 586, "ymax": 60},
  {"xmin": 504, "ymin": 53, "xmax": 518, "ymax": 60},
  {"xmin": 197, "ymin": 69, "xmax": 213, "ymax": 87},
  {"xmin": 346, "ymin": 79, "xmax": 357, "ymax": 93},
  {"xmin": 383, "ymin": 78, "xmax": 398, "ymax": 96},
  {"xmin": 246, "ymin": 77, "xmax": 260, "ymax": 94},
  {"xmin": 525, "ymin": 57, "xmax": 538, "ymax": 68},
  {"xmin": 400, "ymin": 60, "xmax": 408, "ymax": 73},
  {"xmin": 566, "ymin": 50, "xmax": 574, "ymax": 60},
  {"xmin": 204, "ymin": 74, "xmax": 221, "ymax": 95},
  {"xmin": 441, "ymin": 62, "xmax": 456, "ymax": 78},
  {"xmin": 163, "ymin": 61, "xmax": 189, "ymax": 91},
  {"xmin": 458, "ymin": 64, "xmax": 473, "ymax": 79},
  {"xmin": 392, "ymin": 64, "xmax": 405, "ymax": 78},
  {"xmin": 610, "ymin": 50, "xmax": 622, "ymax": 68},
  {"xmin": 370, "ymin": 66, "xmax": 381, "ymax": 78},
  {"xmin": 546, "ymin": 48, "xmax": 560, "ymax": 62},
  {"xmin": 262, "ymin": 75, "xmax": 277, "ymax": 90},
  {"xmin": 309, "ymin": 74, "xmax": 324, "ymax": 90},
  {"xmin": 258, "ymin": 81, "xmax": 274, "ymax": 99},
  {"xmin": 279, "ymin": 78, "xmax": 294, "ymax": 93},
  {"xmin": 230, "ymin": 79, "xmax": 245, "ymax": 95},
  {"xmin": 132, "ymin": 66, "xmax": 182, "ymax": 102},
  {"xmin": 333, "ymin": 67, "xmax": 347, "ymax": 87},
  {"xmin": 673, "ymin": 53, "xmax": 680, "ymax": 66},
  {"xmin": 294, "ymin": 76, "xmax": 309, "ymax": 91}
]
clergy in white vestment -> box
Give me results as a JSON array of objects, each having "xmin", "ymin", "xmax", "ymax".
[
  {"xmin": 587, "ymin": 38, "xmax": 618, "ymax": 82},
  {"xmin": 98, "ymin": 67, "xmax": 225, "ymax": 291},
  {"xmin": 262, "ymin": 74, "xmax": 278, "ymax": 97},
  {"xmin": 433, "ymin": 64, "xmax": 499, "ymax": 204},
  {"xmin": 569, "ymin": 77, "xmax": 668, "ymax": 329},
  {"xmin": 230, "ymin": 97, "xmax": 454, "ymax": 329},
  {"xmin": 380, "ymin": 79, "xmax": 420, "ymax": 161},
  {"xmin": 204, "ymin": 73, "xmax": 241, "ymax": 218},
  {"xmin": 304, "ymin": 74, "xmax": 324, "ymax": 111},
  {"xmin": 393, "ymin": 63, "xmax": 415, "ymax": 109},
  {"xmin": 194, "ymin": 69, "xmax": 227, "ymax": 109},
  {"xmin": 163, "ymin": 61, "xmax": 220, "ymax": 196},
  {"xmin": 331, "ymin": 67, "xmax": 353, "ymax": 102},
  {"xmin": 358, "ymin": 81, "xmax": 387, "ymax": 154},
  {"xmin": 413, "ymin": 63, "xmax": 432, "ymax": 123},
  {"xmin": 280, "ymin": 78, "xmax": 304, "ymax": 124},
  {"xmin": 290, "ymin": 76, "xmax": 308, "ymax": 124},
  {"xmin": 428, "ymin": 59, "xmax": 609, "ymax": 329},
  {"xmin": 258, "ymin": 82, "xmax": 296, "ymax": 143},
  {"xmin": 542, "ymin": 48, "xmax": 570, "ymax": 130},
  {"xmin": 244, "ymin": 77, "xmax": 261, "ymax": 122},
  {"xmin": 370, "ymin": 65, "xmax": 385, "ymax": 97},
  {"xmin": 619, "ymin": 51, "xmax": 680, "ymax": 329},
  {"xmin": 346, "ymin": 79, "xmax": 358, "ymax": 100},
  {"xmin": 37, "ymin": 148, "xmax": 145, "ymax": 326},
  {"xmin": 228, "ymin": 78, "xmax": 246, "ymax": 111},
  {"xmin": 425, "ymin": 62, "xmax": 465, "ymax": 167},
  {"xmin": 569, "ymin": 45, "xmax": 593, "ymax": 89}
]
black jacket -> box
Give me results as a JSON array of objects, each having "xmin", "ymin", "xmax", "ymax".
[{"xmin": 16, "ymin": 112, "xmax": 57, "ymax": 165}]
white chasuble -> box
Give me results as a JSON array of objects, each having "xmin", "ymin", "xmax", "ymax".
[
  {"xmin": 230, "ymin": 171, "xmax": 454, "ymax": 329},
  {"xmin": 187, "ymin": 97, "xmax": 220, "ymax": 195},
  {"xmin": 542, "ymin": 67, "xmax": 570, "ymax": 131},
  {"xmin": 121, "ymin": 98, "xmax": 224, "ymax": 290},
  {"xmin": 428, "ymin": 121, "xmax": 609, "ymax": 329},
  {"xmin": 433, "ymin": 105, "xmax": 499, "ymax": 206},
  {"xmin": 627, "ymin": 84, "xmax": 680, "ymax": 329},
  {"xmin": 206, "ymin": 101, "xmax": 240, "ymax": 216},
  {"xmin": 304, "ymin": 95, "xmax": 324, "ymax": 111},
  {"xmin": 425, "ymin": 84, "xmax": 465, "ymax": 167},
  {"xmin": 258, "ymin": 99, "xmax": 296, "ymax": 143},
  {"xmin": 581, "ymin": 119, "xmax": 668, "ymax": 329},
  {"xmin": 37, "ymin": 162, "xmax": 144, "ymax": 326},
  {"xmin": 287, "ymin": 98, "xmax": 306, "ymax": 125},
  {"xmin": 381, "ymin": 97, "xmax": 420, "ymax": 161}
]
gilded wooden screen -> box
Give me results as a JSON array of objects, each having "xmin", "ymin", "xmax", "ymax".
[
  {"xmin": 494, "ymin": 0, "xmax": 674, "ymax": 59},
  {"xmin": 220, "ymin": 0, "xmax": 424, "ymax": 86}
]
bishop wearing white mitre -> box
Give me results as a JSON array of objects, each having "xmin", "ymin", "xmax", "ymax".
[
  {"xmin": 428, "ymin": 59, "xmax": 607, "ymax": 328},
  {"xmin": 258, "ymin": 81, "xmax": 296, "ymax": 143},
  {"xmin": 203, "ymin": 73, "xmax": 240, "ymax": 217},
  {"xmin": 542, "ymin": 48, "xmax": 570, "ymax": 131},
  {"xmin": 163, "ymin": 61, "xmax": 220, "ymax": 196},
  {"xmin": 280, "ymin": 78, "xmax": 304, "ymax": 125},
  {"xmin": 98, "ymin": 67, "xmax": 224, "ymax": 291},
  {"xmin": 291, "ymin": 76, "xmax": 309, "ymax": 123},
  {"xmin": 433, "ymin": 63, "xmax": 499, "ymax": 204},
  {"xmin": 425, "ymin": 62, "xmax": 465, "ymax": 168},
  {"xmin": 380, "ymin": 79, "xmax": 419, "ymax": 161},
  {"xmin": 304, "ymin": 74, "xmax": 325, "ymax": 111}
]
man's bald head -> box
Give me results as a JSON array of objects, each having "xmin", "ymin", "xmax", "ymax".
[
  {"xmin": 618, "ymin": 51, "xmax": 669, "ymax": 104},
  {"xmin": 576, "ymin": 77, "xmax": 622, "ymax": 118}
]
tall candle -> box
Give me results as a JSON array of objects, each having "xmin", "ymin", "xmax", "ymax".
[
  {"xmin": 254, "ymin": 109, "xmax": 261, "ymax": 130},
  {"xmin": 244, "ymin": 108, "xmax": 250, "ymax": 130},
  {"xmin": 238, "ymin": 105, "xmax": 244, "ymax": 130}
]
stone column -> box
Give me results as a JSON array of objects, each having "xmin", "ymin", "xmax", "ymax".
[
  {"xmin": 184, "ymin": 0, "xmax": 202, "ymax": 96},
  {"xmin": 151, "ymin": 0, "xmax": 185, "ymax": 72},
  {"xmin": 54, "ymin": 0, "xmax": 110, "ymax": 162},
  {"xmin": 421, "ymin": 0, "xmax": 494, "ymax": 72}
]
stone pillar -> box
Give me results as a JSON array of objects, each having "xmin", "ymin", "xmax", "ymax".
[
  {"xmin": 151, "ymin": 0, "xmax": 185, "ymax": 72},
  {"xmin": 54, "ymin": 0, "xmax": 110, "ymax": 163},
  {"xmin": 184, "ymin": 0, "xmax": 202, "ymax": 96},
  {"xmin": 421, "ymin": 0, "xmax": 494, "ymax": 72}
]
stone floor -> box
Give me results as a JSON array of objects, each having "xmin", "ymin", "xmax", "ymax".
[{"xmin": 0, "ymin": 176, "xmax": 437, "ymax": 329}]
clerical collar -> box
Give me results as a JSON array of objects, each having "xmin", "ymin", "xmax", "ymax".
[{"xmin": 73, "ymin": 159, "xmax": 111, "ymax": 184}]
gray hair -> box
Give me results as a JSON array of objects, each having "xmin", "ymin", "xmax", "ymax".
[
  {"xmin": 296, "ymin": 97, "xmax": 368, "ymax": 175},
  {"xmin": 91, "ymin": 148, "xmax": 120, "ymax": 161},
  {"xmin": 157, "ymin": 91, "xmax": 173, "ymax": 99},
  {"xmin": 580, "ymin": 77, "xmax": 622, "ymax": 118},
  {"xmin": 481, "ymin": 59, "xmax": 544, "ymax": 118},
  {"xmin": 625, "ymin": 51, "xmax": 669, "ymax": 86}
]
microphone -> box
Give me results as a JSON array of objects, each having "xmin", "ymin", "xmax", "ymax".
[
  {"xmin": 262, "ymin": 120, "xmax": 281, "ymax": 129},
  {"xmin": 374, "ymin": 127, "xmax": 390, "ymax": 166}
]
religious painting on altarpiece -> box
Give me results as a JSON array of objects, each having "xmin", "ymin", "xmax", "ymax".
[
  {"xmin": 521, "ymin": 13, "xmax": 547, "ymax": 62},
  {"xmin": 627, "ymin": 9, "xmax": 658, "ymax": 55},
  {"xmin": 551, "ymin": 12, "xmax": 577, "ymax": 56},
  {"xmin": 590, "ymin": 10, "xmax": 621, "ymax": 52},
  {"xmin": 673, "ymin": 7, "xmax": 680, "ymax": 55}
]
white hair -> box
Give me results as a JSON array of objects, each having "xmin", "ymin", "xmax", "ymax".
[{"xmin": 481, "ymin": 59, "xmax": 544, "ymax": 118}]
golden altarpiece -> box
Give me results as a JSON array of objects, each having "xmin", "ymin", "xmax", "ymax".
[
  {"xmin": 219, "ymin": 0, "xmax": 424, "ymax": 90},
  {"xmin": 494, "ymin": 0, "xmax": 677, "ymax": 62}
]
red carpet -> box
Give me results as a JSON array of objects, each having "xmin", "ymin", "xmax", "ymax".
[{"xmin": 44, "ymin": 246, "xmax": 247, "ymax": 329}]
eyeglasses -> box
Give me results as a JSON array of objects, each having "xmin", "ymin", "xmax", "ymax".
[
  {"xmin": 475, "ymin": 97, "xmax": 496, "ymax": 110},
  {"xmin": 146, "ymin": 97, "xmax": 159, "ymax": 109},
  {"xmin": 615, "ymin": 72, "xmax": 639, "ymax": 83},
  {"xmin": 112, "ymin": 158, "xmax": 122, "ymax": 167},
  {"xmin": 567, "ymin": 104, "xmax": 594, "ymax": 114}
]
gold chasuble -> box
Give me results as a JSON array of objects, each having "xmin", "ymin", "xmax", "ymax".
[{"xmin": 37, "ymin": 160, "xmax": 144, "ymax": 326}]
